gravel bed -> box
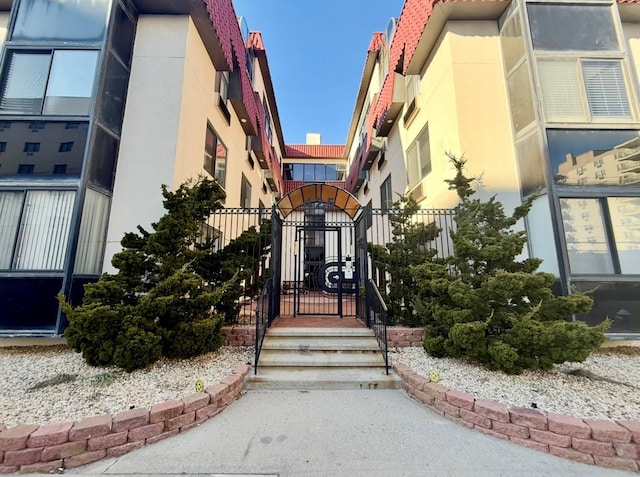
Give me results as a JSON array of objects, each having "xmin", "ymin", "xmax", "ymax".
[
  {"xmin": 391, "ymin": 347, "xmax": 640, "ymax": 421},
  {"xmin": 0, "ymin": 346, "xmax": 253, "ymax": 428},
  {"xmin": 1, "ymin": 345, "xmax": 638, "ymax": 428}
]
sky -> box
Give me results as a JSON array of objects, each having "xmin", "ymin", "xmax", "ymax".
[{"xmin": 233, "ymin": 0, "xmax": 406, "ymax": 146}]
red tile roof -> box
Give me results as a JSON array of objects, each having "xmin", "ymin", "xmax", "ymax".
[
  {"xmin": 285, "ymin": 145, "xmax": 345, "ymax": 158},
  {"xmin": 368, "ymin": 32, "xmax": 385, "ymax": 52}
]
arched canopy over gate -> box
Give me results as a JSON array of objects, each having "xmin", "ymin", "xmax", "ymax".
[
  {"xmin": 276, "ymin": 183, "xmax": 361, "ymax": 219},
  {"xmin": 271, "ymin": 184, "xmax": 366, "ymax": 318}
]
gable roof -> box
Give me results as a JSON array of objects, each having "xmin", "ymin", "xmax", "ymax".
[{"xmin": 285, "ymin": 145, "xmax": 345, "ymax": 159}]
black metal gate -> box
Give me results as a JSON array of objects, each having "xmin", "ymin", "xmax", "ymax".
[{"xmin": 278, "ymin": 206, "xmax": 357, "ymax": 317}]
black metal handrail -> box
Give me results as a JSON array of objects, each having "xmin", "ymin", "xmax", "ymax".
[
  {"xmin": 365, "ymin": 279, "xmax": 389, "ymax": 374},
  {"xmin": 254, "ymin": 278, "xmax": 273, "ymax": 374}
]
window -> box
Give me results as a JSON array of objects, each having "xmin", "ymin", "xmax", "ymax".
[
  {"xmin": 74, "ymin": 189, "xmax": 110, "ymax": 274},
  {"xmin": 12, "ymin": 0, "xmax": 110, "ymax": 42},
  {"xmin": 18, "ymin": 164, "xmax": 34, "ymax": 174},
  {"xmin": 537, "ymin": 59, "xmax": 631, "ymax": 122},
  {"xmin": 203, "ymin": 124, "xmax": 227, "ymax": 188},
  {"xmin": 0, "ymin": 190, "xmax": 75, "ymax": 270},
  {"xmin": 547, "ymin": 130, "xmax": 640, "ymax": 186},
  {"xmin": 217, "ymin": 71, "xmax": 229, "ymax": 102},
  {"xmin": 263, "ymin": 97, "xmax": 273, "ymax": 145},
  {"xmin": 406, "ymin": 126, "xmax": 431, "ymax": 188},
  {"xmin": 380, "ymin": 175, "xmax": 392, "ymax": 210},
  {"xmin": 0, "ymin": 50, "xmax": 99, "ymax": 116},
  {"xmin": 527, "ymin": 4, "xmax": 619, "ymax": 52},
  {"xmin": 29, "ymin": 121, "xmax": 46, "ymax": 130},
  {"xmin": 53, "ymin": 164, "xmax": 67, "ymax": 175},
  {"xmin": 59, "ymin": 142, "xmax": 73, "ymax": 153},
  {"xmin": 0, "ymin": 142, "xmax": 5, "ymax": 152},
  {"xmin": 560, "ymin": 198, "xmax": 614, "ymax": 274},
  {"xmin": 404, "ymin": 74, "xmax": 420, "ymax": 121},
  {"xmin": 23, "ymin": 142, "xmax": 40, "ymax": 153},
  {"xmin": 240, "ymin": 174, "xmax": 251, "ymax": 209}
]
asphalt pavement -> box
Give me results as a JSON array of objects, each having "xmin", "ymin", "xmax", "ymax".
[{"xmin": 24, "ymin": 389, "xmax": 637, "ymax": 477}]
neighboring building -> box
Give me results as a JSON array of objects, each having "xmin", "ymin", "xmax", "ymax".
[
  {"xmin": 0, "ymin": 0, "xmax": 285, "ymax": 335},
  {"xmin": 345, "ymin": 0, "xmax": 640, "ymax": 336}
]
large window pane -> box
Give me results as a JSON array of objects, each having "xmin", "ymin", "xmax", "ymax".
[
  {"xmin": 44, "ymin": 50, "xmax": 99, "ymax": 115},
  {"xmin": 111, "ymin": 4, "xmax": 136, "ymax": 67},
  {"xmin": 515, "ymin": 131, "xmax": 545, "ymax": 197},
  {"xmin": 560, "ymin": 198, "xmax": 614, "ymax": 274},
  {"xmin": 0, "ymin": 191, "xmax": 24, "ymax": 269},
  {"xmin": 608, "ymin": 197, "xmax": 640, "ymax": 274},
  {"xmin": 573, "ymin": 281, "xmax": 640, "ymax": 333},
  {"xmin": 507, "ymin": 62, "xmax": 536, "ymax": 132},
  {"xmin": 526, "ymin": 194, "xmax": 559, "ymax": 276},
  {"xmin": 500, "ymin": 10, "xmax": 525, "ymax": 73},
  {"xmin": 0, "ymin": 52, "xmax": 50, "ymax": 114},
  {"xmin": 548, "ymin": 130, "xmax": 640, "ymax": 186},
  {"xmin": 527, "ymin": 4, "xmax": 619, "ymax": 52},
  {"xmin": 0, "ymin": 121, "xmax": 88, "ymax": 179},
  {"xmin": 12, "ymin": 0, "xmax": 110, "ymax": 42},
  {"xmin": 99, "ymin": 54, "xmax": 129, "ymax": 135},
  {"xmin": 89, "ymin": 126, "xmax": 119, "ymax": 191},
  {"xmin": 14, "ymin": 190, "xmax": 75, "ymax": 270},
  {"xmin": 75, "ymin": 189, "xmax": 110, "ymax": 274}
]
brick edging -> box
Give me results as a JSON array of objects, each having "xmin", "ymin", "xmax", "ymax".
[
  {"xmin": 0, "ymin": 365, "xmax": 251, "ymax": 474},
  {"xmin": 394, "ymin": 363, "xmax": 640, "ymax": 472}
]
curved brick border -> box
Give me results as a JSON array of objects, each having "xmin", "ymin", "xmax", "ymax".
[
  {"xmin": 0, "ymin": 364, "xmax": 251, "ymax": 474},
  {"xmin": 394, "ymin": 363, "xmax": 640, "ymax": 473}
]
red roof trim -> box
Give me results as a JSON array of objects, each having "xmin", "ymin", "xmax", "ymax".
[{"xmin": 285, "ymin": 145, "xmax": 345, "ymax": 158}]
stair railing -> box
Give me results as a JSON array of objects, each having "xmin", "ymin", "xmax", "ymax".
[
  {"xmin": 365, "ymin": 279, "xmax": 389, "ymax": 374},
  {"xmin": 254, "ymin": 278, "xmax": 273, "ymax": 374}
]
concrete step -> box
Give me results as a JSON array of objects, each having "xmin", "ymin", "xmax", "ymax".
[
  {"xmin": 245, "ymin": 367, "xmax": 402, "ymax": 390},
  {"xmin": 265, "ymin": 327, "xmax": 374, "ymax": 338},
  {"xmin": 257, "ymin": 349, "xmax": 385, "ymax": 367},
  {"xmin": 262, "ymin": 336, "xmax": 380, "ymax": 351}
]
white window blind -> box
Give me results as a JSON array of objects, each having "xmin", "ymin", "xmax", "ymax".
[
  {"xmin": 582, "ymin": 61, "xmax": 631, "ymax": 118},
  {"xmin": 0, "ymin": 52, "xmax": 50, "ymax": 114},
  {"xmin": 15, "ymin": 190, "xmax": 75, "ymax": 270},
  {"xmin": 0, "ymin": 192, "xmax": 24, "ymax": 269},
  {"xmin": 74, "ymin": 189, "xmax": 110, "ymax": 274},
  {"xmin": 538, "ymin": 58, "xmax": 586, "ymax": 122}
]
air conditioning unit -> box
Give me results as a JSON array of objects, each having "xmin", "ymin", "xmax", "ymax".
[{"xmin": 409, "ymin": 182, "xmax": 426, "ymax": 202}]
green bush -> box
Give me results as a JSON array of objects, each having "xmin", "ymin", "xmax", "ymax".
[
  {"xmin": 412, "ymin": 155, "xmax": 608, "ymax": 374},
  {"xmin": 60, "ymin": 177, "xmax": 233, "ymax": 371}
]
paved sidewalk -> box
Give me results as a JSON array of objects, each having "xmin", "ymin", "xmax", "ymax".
[{"xmin": 28, "ymin": 389, "xmax": 636, "ymax": 477}]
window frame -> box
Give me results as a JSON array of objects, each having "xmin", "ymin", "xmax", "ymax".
[
  {"xmin": 406, "ymin": 125, "xmax": 431, "ymax": 189},
  {"xmin": 380, "ymin": 174, "xmax": 393, "ymax": 211}
]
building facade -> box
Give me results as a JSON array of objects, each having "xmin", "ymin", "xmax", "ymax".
[
  {"xmin": 0, "ymin": 0, "xmax": 286, "ymax": 335},
  {"xmin": 345, "ymin": 0, "xmax": 640, "ymax": 336}
]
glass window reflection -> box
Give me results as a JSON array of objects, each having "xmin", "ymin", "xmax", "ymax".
[
  {"xmin": 547, "ymin": 130, "xmax": 640, "ymax": 186},
  {"xmin": 0, "ymin": 121, "xmax": 88, "ymax": 179},
  {"xmin": 608, "ymin": 197, "xmax": 640, "ymax": 274},
  {"xmin": 560, "ymin": 198, "xmax": 614, "ymax": 274},
  {"xmin": 44, "ymin": 50, "xmax": 98, "ymax": 116}
]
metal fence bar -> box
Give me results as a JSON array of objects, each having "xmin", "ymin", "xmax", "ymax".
[
  {"xmin": 366, "ymin": 279, "xmax": 389, "ymax": 374},
  {"xmin": 254, "ymin": 278, "xmax": 272, "ymax": 374}
]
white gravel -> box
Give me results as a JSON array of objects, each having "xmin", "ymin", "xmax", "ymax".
[
  {"xmin": 0, "ymin": 346, "xmax": 253, "ymax": 428},
  {"xmin": 391, "ymin": 347, "xmax": 640, "ymax": 421},
  {"xmin": 1, "ymin": 344, "xmax": 638, "ymax": 428}
]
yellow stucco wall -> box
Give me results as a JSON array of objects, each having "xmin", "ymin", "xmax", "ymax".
[
  {"xmin": 0, "ymin": 13, "xmax": 9, "ymax": 44},
  {"xmin": 623, "ymin": 22, "xmax": 640, "ymax": 112},
  {"xmin": 408, "ymin": 21, "xmax": 520, "ymax": 212}
]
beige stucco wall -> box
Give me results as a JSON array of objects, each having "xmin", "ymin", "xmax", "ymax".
[
  {"xmin": 103, "ymin": 15, "xmax": 190, "ymax": 272},
  {"xmin": 410, "ymin": 21, "xmax": 521, "ymax": 213}
]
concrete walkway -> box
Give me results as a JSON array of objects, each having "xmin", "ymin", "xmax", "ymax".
[{"xmin": 25, "ymin": 389, "xmax": 633, "ymax": 477}]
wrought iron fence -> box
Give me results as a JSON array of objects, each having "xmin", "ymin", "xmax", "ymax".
[
  {"xmin": 254, "ymin": 278, "xmax": 273, "ymax": 373},
  {"xmin": 366, "ymin": 279, "xmax": 389, "ymax": 374}
]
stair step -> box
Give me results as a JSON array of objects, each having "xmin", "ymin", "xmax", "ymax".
[
  {"xmin": 265, "ymin": 327, "xmax": 374, "ymax": 338},
  {"xmin": 262, "ymin": 336, "xmax": 380, "ymax": 351},
  {"xmin": 258, "ymin": 350, "xmax": 385, "ymax": 367},
  {"xmin": 245, "ymin": 367, "xmax": 402, "ymax": 390}
]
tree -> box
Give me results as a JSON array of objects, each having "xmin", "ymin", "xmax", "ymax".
[
  {"xmin": 60, "ymin": 177, "xmax": 233, "ymax": 371},
  {"xmin": 411, "ymin": 155, "xmax": 608, "ymax": 374},
  {"xmin": 368, "ymin": 196, "xmax": 441, "ymax": 325}
]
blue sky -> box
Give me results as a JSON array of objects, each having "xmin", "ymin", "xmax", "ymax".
[{"xmin": 234, "ymin": 0, "xmax": 406, "ymax": 146}]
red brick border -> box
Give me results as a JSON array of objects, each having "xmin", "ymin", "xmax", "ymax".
[
  {"xmin": 0, "ymin": 365, "xmax": 251, "ymax": 474},
  {"xmin": 394, "ymin": 363, "xmax": 640, "ymax": 473},
  {"xmin": 221, "ymin": 326, "xmax": 256, "ymax": 347}
]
